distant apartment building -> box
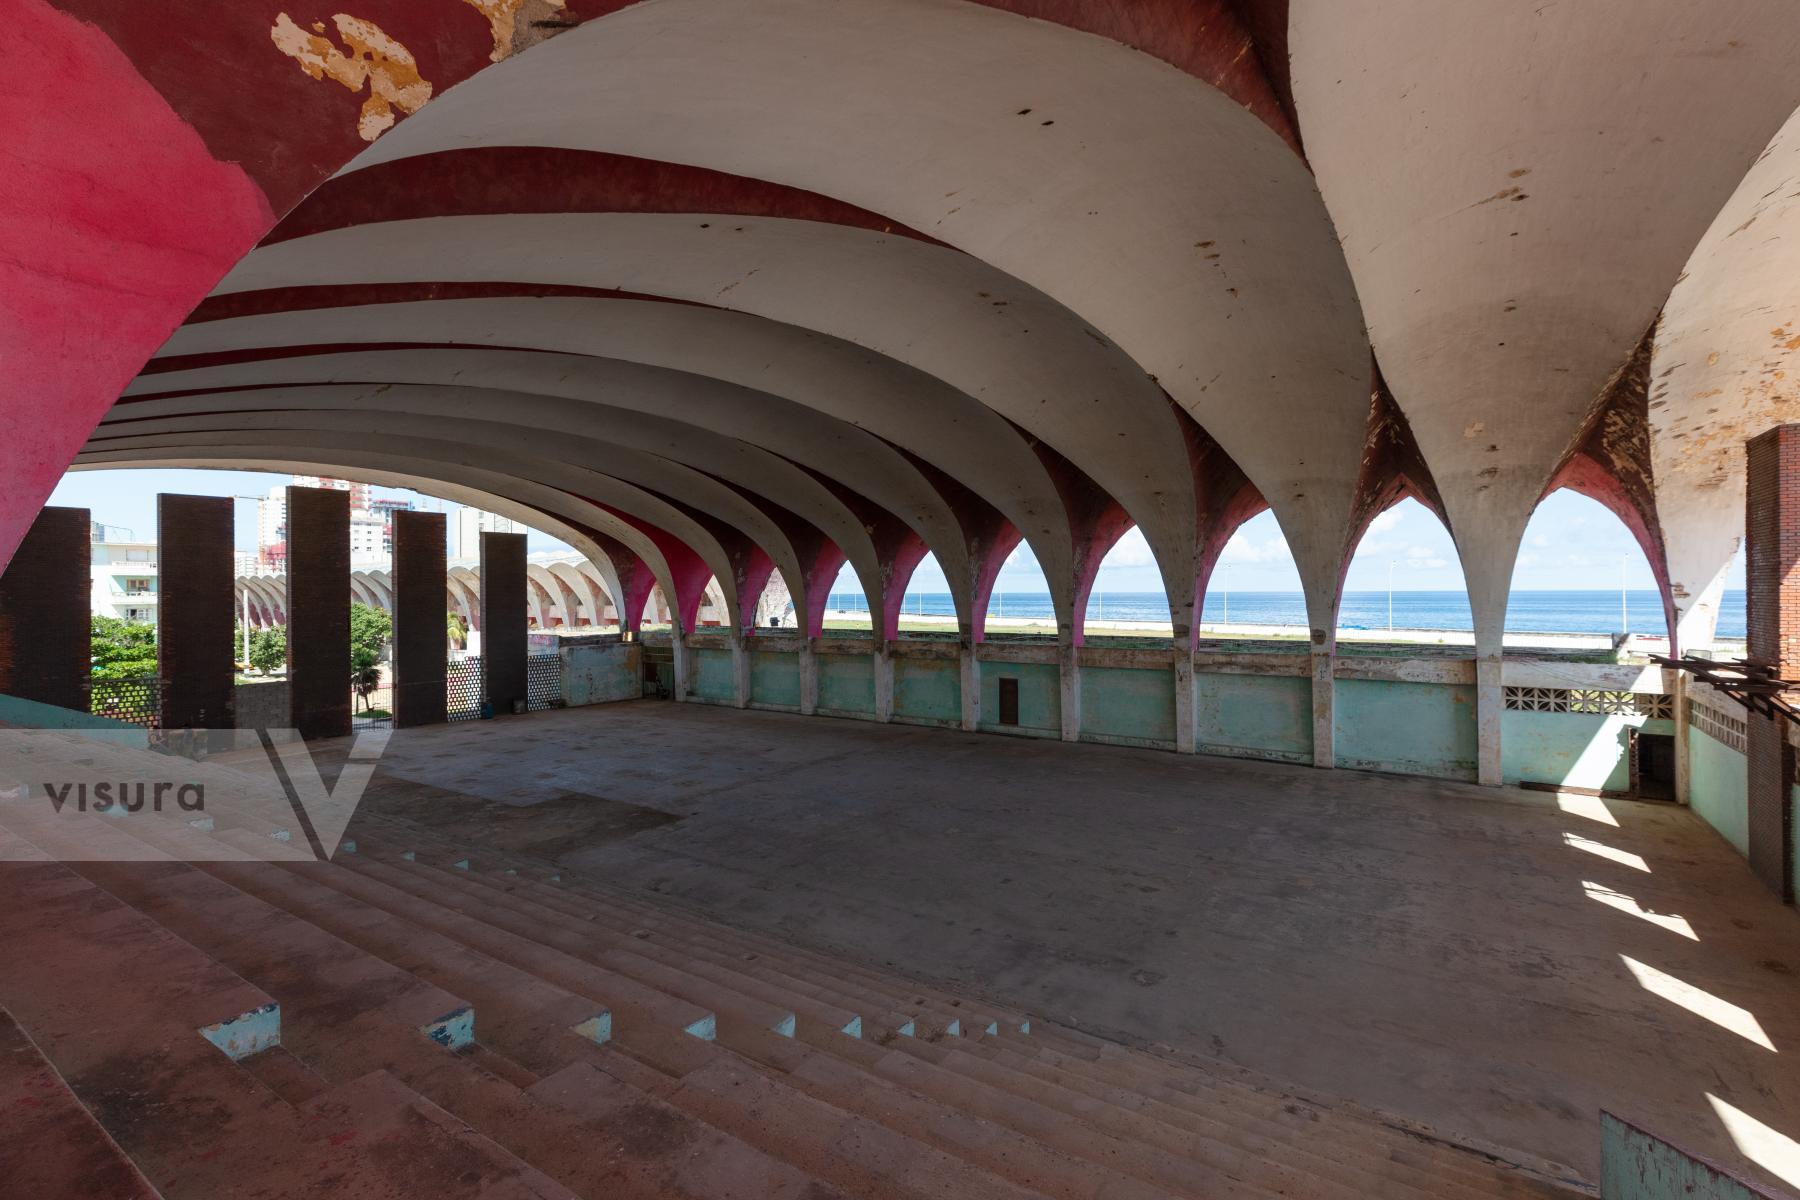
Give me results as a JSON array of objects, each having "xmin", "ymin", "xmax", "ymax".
[
  {"xmin": 89, "ymin": 527, "xmax": 157, "ymax": 622},
  {"xmin": 454, "ymin": 508, "xmax": 521, "ymax": 560},
  {"xmin": 258, "ymin": 478, "xmax": 414, "ymax": 569}
]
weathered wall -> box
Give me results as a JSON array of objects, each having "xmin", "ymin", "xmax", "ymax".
[
  {"xmin": 286, "ymin": 486, "xmax": 350, "ymax": 740},
  {"xmin": 1337, "ymin": 678, "xmax": 1477, "ymax": 779},
  {"xmin": 479, "ymin": 530, "xmax": 528, "ymax": 715},
  {"xmin": 750, "ymin": 649, "xmax": 801, "ymax": 710},
  {"xmin": 690, "ymin": 646, "xmax": 736, "ymax": 704},
  {"xmin": 893, "ymin": 651, "xmax": 961, "ymax": 728},
  {"xmin": 818, "ymin": 649, "xmax": 876, "ymax": 717},
  {"xmin": 561, "ymin": 639, "xmax": 641, "ymax": 706},
  {"xmin": 1690, "ymin": 725, "xmax": 1750, "ymax": 857},
  {"xmin": 1080, "ymin": 665, "xmax": 1177, "ymax": 748},
  {"xmin": 978, "ymin": 658, "xmax": 1061, "ymax": 738},
  {"xmin": 1500, "ymin": 711, "xmax": 1675, "ymax": 793},
  {"xmin": 391, "ymin": 509, "xmax": 447, "ymax": 728},
  {"xmin": 1196, "ymin": 670, "xmax": 1311, "ymax": 763}
]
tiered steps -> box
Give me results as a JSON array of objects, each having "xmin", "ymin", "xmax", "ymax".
[{"xmin": 0, "ymin": 732, "xmax": 1592, "ymax": 1199}]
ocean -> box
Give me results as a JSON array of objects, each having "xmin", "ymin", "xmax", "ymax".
[{"xmin": 826, "ymin": 589, "xmax": 1746, "ymax": 638}]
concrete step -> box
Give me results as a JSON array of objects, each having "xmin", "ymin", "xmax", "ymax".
[
  {"xmin": 0, "ymin": 1007, "xmax": 162, "ymax": 1200},
  {"xmin": 335, "ymin": 850, "xmax": 799, "ymax": 1040},
  {"xmin": 235, "ymin": 1044, "xmax": 331, "ymax": 1105},
  {"xmin": 285, "ymin": 1068, "xmax": 578, "ymax": 1199},
  {"xmin": 356, "ymin": 820, "xmax": 980, "ymax": 1040}
]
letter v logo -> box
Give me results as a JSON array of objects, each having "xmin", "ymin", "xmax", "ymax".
[{"xmin": 258, "ymin": 730, "xmax": 389, "ymax": 859}]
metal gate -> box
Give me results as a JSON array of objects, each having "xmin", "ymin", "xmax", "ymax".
[{"xmin": 90, "ymin": 677, "xmax": 163, "ymax": 728}]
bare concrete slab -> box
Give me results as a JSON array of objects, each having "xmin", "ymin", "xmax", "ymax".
[{"xmin": 335, "ymin": 701, "xmax": 1800, "ymax": 1186}]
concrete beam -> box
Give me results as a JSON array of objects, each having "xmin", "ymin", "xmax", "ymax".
[
  {"xmin": 1310, "ymin": 645, "xmax": 1335, "ymax": 769},
  {"xmin": 1174, "ymin": 652, "xmax": 1196, "ymax": 754},
  {"xmin": 479, "ymin": 531, "xmax": 528, "ymax": 716},
  {"xmin": 730, "ymin": 628, "xmax": 750, "ymax": 709},
  {"xmin": 392, "ymin": 510, "xmax": 447, "ymax": 728},
  {"xmin": 1059, "ymin": 634, "xmax": 1081, "ymax": 743},
  {"xmin": 798, "ymin": 641, "xmax": 818, "ymax": 715},
  {"xmin": 873, "ymin": 645, "xmax": 894, "ymax": 723},
  {"xmin": 0, "ymin": 506, "xmax": 89, "ymax": 712},
  {"xmin": 1476, "ymin": 656, "xmax": 1504, "ymax": 787},
  {"xmin": 157, "ymin": 495, "xmax": 236, "ymax": 730},
  {"xmin": 286, "ymin": 486, "xmax": 350, "ymax": 740},
  {"xmin": 960, "ymin": 642, "xmax": 980, "ymax": 732}
]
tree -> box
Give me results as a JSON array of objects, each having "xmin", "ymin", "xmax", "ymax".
[
  {"xmin": 447, "ymin": 609, "xmax": 468, "ymax": 649},
  {"xmin": 247, "ymin": 626, "xmax": 287, "ymax": 676},
  {"xmin": 90, "ymin": 616, "xmax": 158, "ymax": 679},
  {"xmin": 349, "ymin": 602, "xmax": 392, "ymax": 712}
]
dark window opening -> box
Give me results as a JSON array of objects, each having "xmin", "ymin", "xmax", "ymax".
[{"xmin": 997, "ymin": 677, "xmax": 1019, "ymax": 726}]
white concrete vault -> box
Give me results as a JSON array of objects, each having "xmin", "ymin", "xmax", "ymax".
[
  {"xmin": 337, "ymin": 0, "xmax": 1374, "ymax": 635},
  {"xmin": 70, "ymin": 449, "xmax": 685, "ymax": 634},
  {"xmin": 144, "ymin": 298, "xmax": 1080, "ymax": 634},
  {"xmin": 126, "ymin": 348, "xmax": 972, "ymax": 629}
]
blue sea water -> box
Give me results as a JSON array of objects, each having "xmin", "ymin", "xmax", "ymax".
[{"xmin": 828, "ymin": 589, "xmax": 1747, "ymax": 638}]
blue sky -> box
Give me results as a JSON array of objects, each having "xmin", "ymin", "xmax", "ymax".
[{"xmin": 49, "ymin": 467, "xmax": 1738, "ymax": 596}]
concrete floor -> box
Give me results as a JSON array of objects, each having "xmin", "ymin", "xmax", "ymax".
[{"xmin": 337, "ymin": 700, "xmax": 1800, "ymax": 1186}]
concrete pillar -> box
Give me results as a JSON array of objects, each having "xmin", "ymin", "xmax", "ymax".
[
  {"xmin": 0, "ymin": 506, "xmax": 89, "ymax": 711},
  {"xmin": 1744, "ymin": 426, "xmax": 1799, "ymax": 900},
  {"xmin": 670, "ymin": 625, "xmax": 690, "ymax": 702},
  {"xmin": 391, "ymin": 510, "xmax": 446, "ymax": 728},
  {"xmin": 1174, "ymin": 651, "xmax": 1196, "ymax": 754},
  {"xmin": 959, "ymin": 641, "xmax": 980, "ymax": 731},
  {"xmin": 1310, "ymin": 639, "xmax": 1335, "ymax": 769},
  {"xmin": 286, "ymin": 486, "xmax": 350, "ymax": 741},
  {"xmin": 873, "ymin": 644, "xmax": 894, "ymax": 722},
  {"xmin": 1059, "ymin": 634, "xmax": 1081, "ymax": 742},
  {"xmin": 1672, "ymin": 669, "xmax": 1692, "ymax": 806},
  {"xmin": 1476, "ymin": 655, "xmax": 1504, "ymax": 786},
  {"xmin": 731, "ymin": 629, "xmax": 751, "ymax": 708},
  {"xmin": 798, "ymin": 640, "xmax": 818, "ymax": 714},
  {"xmin": 479, "ymin": 530, "xmax": 528, "ymax": 716},
  {"xmin": 157, "ymin": 495, "xmax": 235, "ymax": 730}
]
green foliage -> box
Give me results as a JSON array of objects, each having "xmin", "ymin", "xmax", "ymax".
[
  {"xmin": 447, "ymin": 610, "xmax": 468, "ymax": 648},
  {"xmin": 247, "ymin": 626, "xmax": 287, "ymax": 676},
  {"xmin": 350, "ymin": 602, "xmax": 392, "ymax": 710},
  {"xmin": 90, "ymin": 616, "xmax": 158, "ymax": 680}
]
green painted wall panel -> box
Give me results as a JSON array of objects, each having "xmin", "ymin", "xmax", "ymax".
[
  {"xmin": 819, "ymin": 654, "xmax": 875, "ymax": 715},
  {"xmin": 690, "ymin": 647, "xmax": 736, "ymax": 703},
  {"xmin": 1196, "ymin": 672, "xmax": 1309, "ymax": 761},
  {"xmin": 1336, "ymin": 679, "xmax": 1476, "ymax": 778},
  {"xmin": 1690, "ymin": 726, "xmax": 1749, "ymax": 858},
  {"xmin": 978, "ymin": 660, "xmax": 1060, "ymax": 736},
  {"xmin": 1501, "ymin": 710, "xmax": 1674, "ymax": 792},
  {"xmin": 750, "ymin": 651, "xmax": 800, "ymax": 709},
  {"xmin": 893, "ymin": 657, "xmax": 960, "ymax": 725},
  {"xmin": 1080, "ymin": 665, "xmax": 1175, "ymax": 745}
]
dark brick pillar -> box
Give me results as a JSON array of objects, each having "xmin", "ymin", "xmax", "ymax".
[
  {"xmin": 1745, "ymin": 426, "xmax": 1798, "ymax": 901},
  {"xmin": 157, "ymin": 495, "xmax": 236, "ymax": 729},
  {"xmin": 0, "ymin": 506, "xmax": 90, "ymax": 712},
  {"xmin": 286, "ymin": 486, "xmax": 350, "ymax": 740},
  {"xmin": 480, "ymin": 531, "xmax": 528, "ymax": 715},
  {"xmin": 392, "ymin": 510, "xmax": 446, "ymax": 728}
]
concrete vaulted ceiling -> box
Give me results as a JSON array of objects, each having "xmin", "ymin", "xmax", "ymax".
[
  {"xmin": 17, "ymin": 0, "xmax": 1800, "ymax": 656},
  {"xmin": 1291, "ymin": 0, "xmax": 1800, "ymax": 651}
]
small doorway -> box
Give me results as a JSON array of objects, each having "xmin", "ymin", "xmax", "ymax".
[
  {"xmin": 997, "ymin": 677, "xmax": 1020, "ymax": 726},
  {"xmin": 1634, "ymin": 731, "xmax": 1677, "ymax": 801}
]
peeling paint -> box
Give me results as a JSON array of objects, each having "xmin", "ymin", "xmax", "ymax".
[{"xmin": 271, "ymin": 13, "xmax": 433, "ymax": 141}]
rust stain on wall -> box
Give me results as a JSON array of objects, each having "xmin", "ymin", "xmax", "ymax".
[{"xmin": 271, "ymin": 13, "xmax": 433, "ymax": 141}]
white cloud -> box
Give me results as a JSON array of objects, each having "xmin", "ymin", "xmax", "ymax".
[{"xmin": 1103, "ymin": 526, "xmax": 1156, "ymax": 567}]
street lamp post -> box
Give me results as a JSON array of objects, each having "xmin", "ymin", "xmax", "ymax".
[{"xmin": 1389, "ymin": 560, "xmax": 1396, "ymax": 633}]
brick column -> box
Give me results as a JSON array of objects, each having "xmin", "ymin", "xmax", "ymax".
[
  {"xmin": 392, "ymin": 510, "xmax": 447, "ymax": 728},
  {"xmin": 157, "ymin": 494, "xmax": 235, "ymax": 729},
  {"xmin": 0, "ymin": 506, "xmax": 89, "ymax": 711},
  {"xmin": 286, "ymin": 486, "xmax": 350, "ymax": 740},
  {"xmin": 1744, "ymin": 426, "xmax": 1799, "ymax": 901},
  {"xmin": 480, "ymin": 531, "xmax": 528, "ymax": 715}
]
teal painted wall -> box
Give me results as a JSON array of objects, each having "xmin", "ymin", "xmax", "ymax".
[
  {"xmin": 690, "ymin": 647, "xmax": 736, "ymax": 703},
  {"xmin": 561, "ymin": 642, "xmax": 640, "ymax": 706},
  {"xmin": 1196, "ymin": 672, "xmax": 1310, "ymax": 762},
  {"xmin": 1600, "ymin": 1112, "xmax": 1769, "ymax": 1200},
  {"xmin": 978, "ymin": 660, "xmax": 1060, "ymax": 737},
  {"xmin": 1501, "ymin": 710, "xmax": 1673, "ymax": 792},
  {"xmin": 1689, "ymin": 726, "xmax": 1749, "ymax": 857},
  {"xmin": 818, "ymin": 654, "xmax": 875, "ymax": 715},
  {"xmin": 1337, "ymin": 679, "xmax": 1476, "ymax": 778},
  {"xmin": 893, "ymin": 657, "xmax": 961, "ymax": 726},
  {"xmin": 1080, "ymin": 665, "xmax": 1176, "ymax": 746},
  {"xmin": 750, "ymin": 651, "xmax": 800, "ymax": 709}
]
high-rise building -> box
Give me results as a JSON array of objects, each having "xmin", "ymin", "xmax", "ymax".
[{"xmin": 454, "ymin": 507, "xmax": 521, "ymax": 560}]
